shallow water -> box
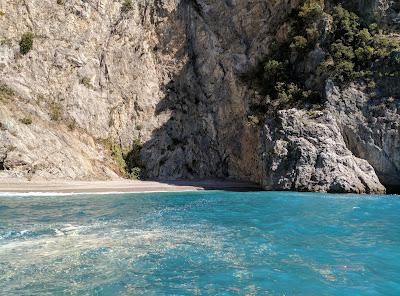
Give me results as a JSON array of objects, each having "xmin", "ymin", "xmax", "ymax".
[{"xmin": 0, "ymin": 191, "xmax": 399, "ymax": 295}]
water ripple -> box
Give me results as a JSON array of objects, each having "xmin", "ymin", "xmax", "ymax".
[{"xmin": 0, "ymin": 191, "xmax": 399, "ymax": 295}]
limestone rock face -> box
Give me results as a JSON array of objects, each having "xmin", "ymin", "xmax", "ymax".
[
  {"xmin": 0, "ymin": 0, "xmax": 397, "ymax": 193},
  {"xmin": 1, "ymin": 0, "xmax": 295, "ymax": 181},
  {"xmin": 0, "ymin": 0, "xmax": 183, "ymax": 179},
  {"xmin": 261, "ymin": 109, "xmax": 386, "ymax": 193},
  {"xmin": 327, "ymin": 82, "xmax": 400, "ymax": 192}
]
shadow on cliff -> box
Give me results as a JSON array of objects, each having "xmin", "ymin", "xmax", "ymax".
[
  {"xmin": 156, "ymin": 179, "xmax": 262, "ymax": 192},
  {"xmin": 137, "ymin": 0, "xmax": 400, "ymax": 194},
  {"xmin": 139, "ymin": 0, "xmax": 230, "ymax": 181}
]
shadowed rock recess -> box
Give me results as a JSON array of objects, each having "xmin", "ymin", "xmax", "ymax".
[{"xmin": 0, "ymin": 0, "xmax": 399, "ymax": 193}]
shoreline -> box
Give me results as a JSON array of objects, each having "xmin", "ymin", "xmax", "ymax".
[{"xmin": 0, "ymin": 179, "xmax": 262, "ymax": 194}]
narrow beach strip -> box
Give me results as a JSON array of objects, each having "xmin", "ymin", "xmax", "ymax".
[{"xmin": 0, "ymin": 179, "xmax": 261, "ymax": 194}]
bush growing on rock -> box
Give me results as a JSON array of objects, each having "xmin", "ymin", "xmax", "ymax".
[
  {"xmin": 298, "ymin": 0, "xmax": 324, "ymax": 20},
  {"xmin": 128, "ymin": 167, "xmax": 142, "ymax": 180},
  {"xmin": 0, "ymin": 38, "xmax": 12, "ymax": 46},
  {"xmin": 19, "ymin": 117, "xmax": 32, "ymax": 125},
  {"xmin": 67, "ymin": 119, "xmax": 77, "ymax": 131},
  {"xmin": 121, "ymin": 0, "xmax": 133, "ymax": 13},
  {"xmin": 19, "ymin": 32, "xmax": 34, "ymax": 55},
  {"xmin": 104, "ymin": 139, "xmax": 144, "ymax": 179},
  {"xmin": 0, "ymin": 83, "xmax": 14, "ymax": 101},
  {"xmin": 80, "ymin": 76, "xmax": 92, "ymax": 89},
  {"xmin": 247, "ymin": 115, "xmax": 260, "ymax": 126},
  {"xmin": 290, "ymin": 36, "xmax": 308, "ymax": 50},
  {"xmin": 250, "ymin": 0, "xmax": 400, "ymax": 118},
  {"xmin": 49, "ymin": 102, "xmax": 62, "ymax": 121}
]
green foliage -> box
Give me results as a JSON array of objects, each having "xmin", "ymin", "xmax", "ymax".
[
  {"xmin": 332, "ymin": 60, "xmax": 355, "ymax": 82},
  {"xmin": 357, "ymin": 28, "xmax": 372, "ymax": 45},
  {"xmin": 67, "ymin": 119, "xmax": 77, "ymax": 131},
  {"xmin": 372, "ymin": 35, "xmax": 400, "ymax": 59},
  {"xmin": 19, "ymin": 32, "xmax": 34, "ymax": 55},
  {"xmin": 0, "ymin": 38, "xmax": 12, "ymax": 46},
  {"xmin": 331, "ymin": 5, "xmax": 359, "ymax": 44},
  {"xmin": 128, "ymin": 167, "xmax": 142, "ymax": 180},
  {"xmin": 298, "ymin": 0, "xmax": 324, "ymax": 20},
  {"xmin": 275, "ymin": 82, "xmax": 303, "ymax": 102},
  {"xmin": 330, "ymin": 41, "xmax": 355, "ymax": 60},
  {"xmin": 354, "ymin": 45, "xmax": 374, "ymax": 63},
  {"xmin": 121, "ymin": 0, "xmax": 133, "ymax": 13},
  {"xmin": 80, "ymin": 76, "xmax": 92, "ymax": 88},
  {"xmin": 49, "ymin": 102, "xmax": 62, "ymax": 121},
  {"xmin": 135, "ymin": 124, "xmax": 143, "ymax": 130},
  {"xmin": 0, "ymin": 83, "xmax": 14, "ymax": 101},
  {"xmin": 105, "ymin": 139, "xmax": 143, "ymax": 179},
  {"xmin": 251, "ymin": 1, "xmax": 400, "ymax": 116},
  {"xmin": 290, "ymin": 36, "xmax": 308, "ymax": 50},
  {"xmin": 264, "ymin": 59, "xmax": 287, "ymax": 81},
  {"xmin": 305, "ymin": 24, "xmax": 320, "ymax": 43},
  {"xmin": 56, "ymin": 0, "xmax": 64, "ymax": 5},
  {"xmin": 247, "ymin": 115, "xmax": 260, "ymax": 126},
  {"xmin": 19, "ymin": 117, "xmax": 32, "ymax": 125}
]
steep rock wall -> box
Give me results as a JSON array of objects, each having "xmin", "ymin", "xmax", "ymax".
[
  {"xmin": 0, "ymin": 0, "xmax": 184, "ymax": 179},
  {"xmin": 0, "ymin": 0, "xmax": 398, "ymax": 193},
  {"xmin": 327, "ymin": 82, "xmax": 400, "ymax": 192}
]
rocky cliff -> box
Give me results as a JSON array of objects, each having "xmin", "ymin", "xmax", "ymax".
[{"xmin": 0, "ymin": 0, "xmax": 399, "ymax": 193}]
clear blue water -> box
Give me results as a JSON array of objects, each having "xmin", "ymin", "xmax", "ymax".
[{"xmin": 0, "ymin": 191, "xmax": 399, "ymax": 295}]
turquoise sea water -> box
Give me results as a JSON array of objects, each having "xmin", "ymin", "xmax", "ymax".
[{"xmin": 0, "ymin": 191, "xmax": 399, "ymax": 295}]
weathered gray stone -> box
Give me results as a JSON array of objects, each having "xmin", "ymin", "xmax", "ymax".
[
  {"xmin": 260, "ymin": 109, "xmax": 385, "ymax": 193},
  {"xmin": 327, "ymin": 82, "xmax": 400, "ymax": 191},
  {"xmin": 0, "ymin": 0, "xmax": 397, "ymax": 193}
]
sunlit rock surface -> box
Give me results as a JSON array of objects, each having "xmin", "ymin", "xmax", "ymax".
[{"xmin": 0, "ymin": 0, "xmax": 398, "ymax": 192}]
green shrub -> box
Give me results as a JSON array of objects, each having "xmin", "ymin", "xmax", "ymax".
[
  {"xmin": 247, "ymin": 115, "xmax": 260, "ymax": 126},
  {"xmin": 19, "ymin": 32, "xmax": 34, "ymax": 55},
  {"xmin": 357, "ymin": 28, "xmax": 372, "ymax": 45},
  {"xmin": 333, "ymin": 61, "xmax": 356, "ymax": 82},
  {"xmin": 67, "ymin": 119, "xmax": 77, "ymax": 131},
  {"xmin": 106, "ymin": 139, "xmax": 144, "ymax": 179},
  {"xmin": 56, "ymin": 0, "xmax": 64, "ymax": 5},
  {"xmin": 298, "ymin": 0, "xmax": 324, "ymax": 20},
  {"xmin": 124, "ymin": 139, "xmax": 143, "ymax": 178},
  {"xmin": 121, "ymin": 0, "xmax": 133, "ymax": 13},
  {"xmin": 330, "ymin": 42, "xmax": 355, "ymax": 60},
  {"xmin": 49, "ymin": 102, "xmax": 62, "ymax": 121},
  {"xmin": 305, "ymin": 24, "xmax": 320, "ymax": 43},
  {"xmin": 0, "ymin": 38, "xmax": 12, "ymax": 46},
  {"xmin": 250, "ymin": 2, "xmax": 400, "ymax": 117},
  {"xmin": 19, "ymin": 117, "xmax": 32, "ymax": 125},
  {"xmin": 80, "ymin": 76, "xmax": 92, "ymax": 88},
  {"xmin": 372, "ymin": 35, "xmax": 400, "ymax": 59},
  {"xmin": 290, "ymin": 36, "xmax": 308, "ymax": 50},
  {"xmin": 128, "ymin": 167, "xmax": 142, "ymax": 180},
  {"xmin": 331, "ymin": 5, "xmax": 359, "ymax": 44},
  {"xmin": 110, "ymin": 143, "xmax": 126, "ymax": 174},
  {"xmin": 0, "ymin": 83, "xmax": 14, "ymax": 101},
  {"xmin": 264, "ymin": 59, "xmax": 288, "ymax": 85},
  {"xmin": 275, "ymin": 82, "xmax": 303, "ymax": 102},
  {"xmin": 354, "ymin": 46, "xmax": 374, "ymax": 62}
]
